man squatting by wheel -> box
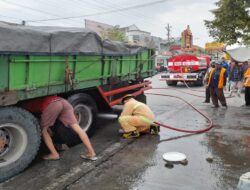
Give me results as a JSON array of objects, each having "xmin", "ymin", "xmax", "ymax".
[
  {"xmin": 21, "ymin": 95, "xmax": 97, "ymax": 161},
  {"xmin": 118, "ymin": 94, "xmax": 160, "ymax": 138}
]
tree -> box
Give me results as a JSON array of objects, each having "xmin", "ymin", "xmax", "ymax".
[
  {"xmin": 99, "ymin": 25, "xmax": 127, "ymax": 42},
  {"xmin": 204, "ymin": 0, "xmax": 250, "ymax": 46}
]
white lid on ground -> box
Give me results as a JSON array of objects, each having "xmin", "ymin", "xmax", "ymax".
[
  {"xmin": 237, "ymin": 172, "xmax": 250, "ymax": 190},
  {"xmin": 162, "ymin": 152, "xmax": 187, "ymax": 162}
]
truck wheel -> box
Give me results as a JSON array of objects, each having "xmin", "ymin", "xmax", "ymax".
[
  {"xmin": 195, "ymin": 76, "xmax": 204, "ymax": 86},
  {"xmin": 0, "ymin": 107, "xmax": 41, "ymax": 183},
  {"xmin": 68, "ymin": 93, "xmax": 97, "ymax": 137},
  {"xmin": 135, "ymin": 93, "xmax": 147, "ymax": 104},
  {"xmin": 167, "ymin": 81, "xmax": 177, "ymax": 86}
]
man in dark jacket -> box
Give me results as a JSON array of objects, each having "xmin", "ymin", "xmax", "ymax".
[{"xmin": 207, "ymin": 61, "xmax": 228, "ymax": 109}]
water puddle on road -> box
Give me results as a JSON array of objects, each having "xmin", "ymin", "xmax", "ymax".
[{"xmin": 129, "ymin": 124, "xmax": 249, "ymax": 190}]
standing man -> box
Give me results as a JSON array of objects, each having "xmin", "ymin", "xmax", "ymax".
[
  {"xmin": 203, "ymin": 61, "xmax": 215, "ymax": 103},
  {"xmin": 229, "ymin": 62, "xmax": 244, "ymax": 97},
  {"xmin": 118, "ymin": 94, "xmax": 159, "ymax": 138},
  {"xmin": 221, "ymin": 57, "xmax": 230, "ymax": 91},
  {"xmin": 244, "ymin": 60, "xmax": 250, "ymax": 106},
  {"xmin": 207, "ymin": 61, "xmax": 228, "ymax": 109},
  {"xmin": 21, "ymin": 95, "xmax": 97, "ymax": 161},
  {"xmin": 221, "ymin": 57, "xmax": 229, "ymax": 75}
]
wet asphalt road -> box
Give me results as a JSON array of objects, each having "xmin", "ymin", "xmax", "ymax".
[{"xmin": 1, "ymin": 74, "xmax": 250, "ymax": 190}]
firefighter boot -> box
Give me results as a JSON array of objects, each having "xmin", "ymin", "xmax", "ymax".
[
  {"xmin": 150, "ymin": 125, "xmax": 160, "ymax": 135},
  {"xmin": 123, "ymin": 130, "xmax": 140, "ymax": 139}
]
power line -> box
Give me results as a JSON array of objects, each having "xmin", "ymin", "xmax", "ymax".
[
  {"xmin": 27, "ymin": 0, "xmax": 171, "ymax": 22},
  {"xmin": 96, "ymin": 0, "xmax": 160, "ymax": 26},
  {"xmin": 0, "ymin": 0, "xmax": 76, "ymax": 26},
  {"xmin": 0, "ymin": 14, "xmax": 21, "ymax": 20}
]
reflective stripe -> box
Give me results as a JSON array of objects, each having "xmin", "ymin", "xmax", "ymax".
[
  {"xmin": 119, "ymin": 115, "xmax": 153, "ymax": 125},
  {"xmin": 133, "ymin": 103, "xmax": 143, "ymax": 110},
  {"xmin": 140, "ymin": 116, "xmax": 153, "ymax": 125},
  {"xmin": 133, "ymin": 103, "xmax": 153, "ymax": 124}
]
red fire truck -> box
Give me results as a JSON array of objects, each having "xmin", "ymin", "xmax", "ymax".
[{"xmin": 161, "ymin": 54, "xmax": 210, "ymax": 86}]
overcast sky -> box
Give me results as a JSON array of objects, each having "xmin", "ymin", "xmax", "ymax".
[{"xmin": 0, "ymin": 0, "xmax": 218, "ymax": 47}]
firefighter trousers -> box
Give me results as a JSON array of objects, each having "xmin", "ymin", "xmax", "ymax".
[{"xmin": 118, "ymin": 115, "xmax": 153, "ymax": 133}]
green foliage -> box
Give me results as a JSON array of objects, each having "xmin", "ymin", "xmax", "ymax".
[
  {"xmin": 99, "ymin": 25, "xmax": 127, "ymax": 42},
  {"xmin": 204, "ymin": 0, "xmax": 250, "ymax": 45}
]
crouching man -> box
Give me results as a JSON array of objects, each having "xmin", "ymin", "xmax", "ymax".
[
  {"xmin": 21, "ymin": 95, "xmax": 97, "ymax": 161},
  {"xmin": 118, "ymin": 94, "xmax": 159, "ymax": 139}
]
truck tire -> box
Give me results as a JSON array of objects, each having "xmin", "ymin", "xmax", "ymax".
[
  {"xmin": 167, "ymin": 81, "xmax": 177, "ymax": 86},
  {"xmin": 135, "ymin": 93, "xmax": 147, "ymax": 104},
  {"xmin": 52, "ymin": 120, "xmax": 81, "ymax": 147},
  {"xmin": 0, "ymin": 107, "xmax": 41, "ymax": 183},
  {"xmin": 68, "ymin": 93, "xmax": 97, "ymax": 137},
  {"xmin": 195, "ymin": 75, "xmax": 204, "ymax": 86}
]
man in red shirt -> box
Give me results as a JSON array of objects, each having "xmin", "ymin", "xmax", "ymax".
[{"xmin": 21, "ymin": 96, "xmax": 97, "ymax": 161}]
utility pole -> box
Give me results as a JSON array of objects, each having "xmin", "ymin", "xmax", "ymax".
[{"xmin": 165, "ymin": 24, "xmax": 172, "ymax": 47}]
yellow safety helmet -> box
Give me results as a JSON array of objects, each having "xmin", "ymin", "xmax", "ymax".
[{"xmin": 121, "ymin": 94, "xmax": 135, "ymax": 104}]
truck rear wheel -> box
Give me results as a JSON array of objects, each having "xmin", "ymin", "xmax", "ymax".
[
  {"xmin": 135, "ymin": 93, "xmax": 147, "ymax": 104},
  {"xmin": 0, "ymin": 107, "xmax": 41, "ymax": 183},
  {"xmin": 167, "ymin": 81, "xmax": 177, "ymax": 86},
  {"xmin": 195, "ymin": 75, "xmax": 204, "ymax": 86},
  {"xmin": 68, "ymin": 93, "xmax": 97, "ymax": 137}
]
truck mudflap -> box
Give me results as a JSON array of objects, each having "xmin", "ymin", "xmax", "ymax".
[
  {"xmin": 0, "ymin": 91, "xmax": 18, "ymax": 106},
  {"xmin": 97, "ymin": 81, "xmax": 151, "ymax": 107}
]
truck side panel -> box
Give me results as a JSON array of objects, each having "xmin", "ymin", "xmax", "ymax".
[
  {"xmin": 1, "ymin": 50, "xmax": 154, "ymax": 104},
  {"xmin": 141, "ymin": 49, "xmax": 154, "ymax": 78},
  {"xmin": 0, "ymin": 55, "xmax": 9, "ymax": 92}
]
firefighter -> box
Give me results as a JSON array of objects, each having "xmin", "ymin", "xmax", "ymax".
[
  {"xmin": 207, "ymin": 61, "xmax": 228, "ymax": 109},
  {"xmin": 118, "ymin": 94, "xmax": 159, "ymax": 139}
]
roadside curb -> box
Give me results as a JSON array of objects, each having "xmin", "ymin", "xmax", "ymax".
[{"xmin": 42, "ymin": 139, "xmax": 134, "ymax": 190}]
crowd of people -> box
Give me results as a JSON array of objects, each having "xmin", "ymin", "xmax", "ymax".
[{"xmin": 203, "ymin": 57, "xmax": 250, "ymax": 108}]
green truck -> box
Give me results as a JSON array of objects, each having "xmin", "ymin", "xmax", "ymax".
[{"xmin": 0, "ymin": 23, "xmax": 155, "ymax": 182}]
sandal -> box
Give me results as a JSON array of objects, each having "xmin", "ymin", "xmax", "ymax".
[
  {"xmin": 80, "ymin": 154, "xmax": 98, "ymax": 161},
  {"xmin": 43, "ymin": 155, "xmax": 60, "ymax": 161}
]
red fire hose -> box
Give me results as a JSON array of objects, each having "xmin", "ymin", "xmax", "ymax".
[
  {"xmin": 154, "ymin": 86, "xmax": 233, "ymax": 99},
  {"xmin": 145, "ymin": 91, "xmax": 214, "ymax": 134}
]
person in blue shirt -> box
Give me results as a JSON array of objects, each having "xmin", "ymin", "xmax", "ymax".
[{"xmin": 221, "ymin": 57, "xmax": 229, "ymax": 74}]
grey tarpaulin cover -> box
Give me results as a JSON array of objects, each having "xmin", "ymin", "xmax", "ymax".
[
  {"xmin": 103, "ymin": 39, "xmax": 145, "ymax": 55},
  {"xmin": 225, "ymin": 47, "xmax": 250, "ymax": 62},
  {"xmin": 0, "ymin": 22, "xmax": 145, "ymax": 55}
]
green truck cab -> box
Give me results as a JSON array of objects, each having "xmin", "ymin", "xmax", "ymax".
[{"xmin": 0, "ymin": 23, "xmax": 155, "ymax": 182}]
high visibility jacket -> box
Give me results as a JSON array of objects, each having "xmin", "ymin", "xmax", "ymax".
[
  {"xmin": 244, "ymin": 68, "xmax": 250, "ymax": 87},
  {"xmin": 208, "ymin": 67, "xmax": 226, "ymax": 88},
  {"xmin": 120, "ymin": 98, "xmax": 155, "ymax": 122}
]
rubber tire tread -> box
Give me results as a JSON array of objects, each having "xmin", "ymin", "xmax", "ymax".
[
  {"xmin": 167, "ymin": 81, "xmax": 177, "ymax": 86},
  {"xmin": 67, "ymin": 93, "xmax": 97, "ymax": 138},
  {"xmin": 52, "ymin": 120, "xmax": 81, "ymax": 147},
  {"xmin": 0, "ymin": 107, "xmax": 41, "ymax": 183}
]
